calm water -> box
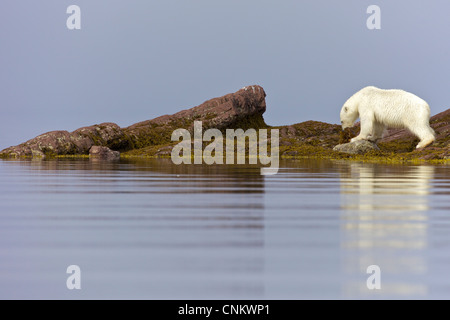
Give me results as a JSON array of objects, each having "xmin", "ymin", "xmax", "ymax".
[{"xmin": 0, "ymin": 158, "xmax": 449, "ymax": 299}]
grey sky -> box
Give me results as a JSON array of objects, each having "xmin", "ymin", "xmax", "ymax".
[{"xmin": 1, "ymin": 0, "xmax": 449, "ymax": 149}]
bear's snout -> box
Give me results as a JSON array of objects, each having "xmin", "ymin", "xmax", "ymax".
[{"xmin": 341, "ymin": 122, "xmax": 352, "ymax": 130}]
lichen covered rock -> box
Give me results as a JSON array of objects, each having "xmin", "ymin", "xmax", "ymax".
[
  {"xmin": 333, "ymin": 140, "xmax": 380, "ymax": 155},
  {"xmin": 123, "ymin": 85, "xmax": 267, "ymax": 150},
  {"xmin": 0, "ymin": 85, "xmax": 267, "ymax": 158},
  {"xmin": 0, "ymin": 123, "xmax": 123, "ymax": 158}
]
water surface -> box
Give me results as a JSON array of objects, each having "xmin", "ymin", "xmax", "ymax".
[{"xmin": 0, "ymin": 158, "xmax": 449, "ymax": 299}]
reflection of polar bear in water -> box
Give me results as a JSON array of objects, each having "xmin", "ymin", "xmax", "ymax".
[
  {"xmin": 340, "ymin": 86, "xmax": 436, "ymax": 149},
  {"xmin": 339, "ymin": 163, "xmax": 433, "ymax": 297}
]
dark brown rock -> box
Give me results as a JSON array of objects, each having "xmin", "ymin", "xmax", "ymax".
[
  {"xmin": 89, "ymin": 146, "xmax": 120, "ymax": 160},
  {"xmin": 72, "ymin": 122, "xmax": 124, "ymax": 150},
  {"xmin": 0, "ymin": 85, "xmax": 267, "ymax": 158},
  {"xmin": 277, "ymin": 121, "xmax": 343, "ymax": 149},
  {"xmin": 339, "ymin": 126, "xmax": 359, "ymax": 144},
  {"xmin": 0, "ymin": 123, "xmax": 123, "ymax": 158},
  {"xmin": 123, "ymin": 85, "xmax": 267, "ymax": 150},
  {"xmin": 134, "ymin": 85, "xmax": 266, "ymax": 129}
]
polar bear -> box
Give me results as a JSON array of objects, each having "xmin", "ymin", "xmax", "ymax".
[{"xmin": 340, "ymin": 86, "xmax": 435, "ymax": 149}]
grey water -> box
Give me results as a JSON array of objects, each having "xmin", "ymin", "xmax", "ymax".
[{"xmin": 0, "ymin": 158, "xmax": 449, "ymax": 299}]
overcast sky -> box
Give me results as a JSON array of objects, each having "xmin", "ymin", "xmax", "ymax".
[{"xmin": 1, "ymin": 0, "xmax": 449, "ymax": 149}]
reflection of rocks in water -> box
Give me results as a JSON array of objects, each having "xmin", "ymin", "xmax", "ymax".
[
  {"xmin": 339, "ymin": 163, "xmax": 434, "ymax": 298},
  {"xmin": 124, "ymin": 158, "xmax": 266, "ymax": 195},
  {"xmin": 6, "ymin": 158, "xmax": 266, "ymax": 193}
]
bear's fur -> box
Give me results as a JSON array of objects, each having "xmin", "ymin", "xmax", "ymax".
[{"xmin": 340, "ymin": 86, "xmax": 436, "ymax": 149}]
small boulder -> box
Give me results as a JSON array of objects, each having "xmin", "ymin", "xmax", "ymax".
[
  {"xmin": 89, "ymin": 146, "xmax": 120, "ymax": 160},
  {"xmin": 333, "ymin": 140, "xmax": 380, "ymax": 155}
]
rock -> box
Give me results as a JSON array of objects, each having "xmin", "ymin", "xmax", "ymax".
[
  {"xmin": 2, "ymin": 130, "xmax": 74, "ymax": 158},
  {"xmin": 339, "ymin": 127, "xmax": 359, "ymax": 144},
  {"xmin": 0, "ymin": 85, "xmax": 267, "ymax": 158},
  {"xmin": 123, "ymin": 85, "xmax": 267, "ymax": 150},
  {"xmin": 146, "ymin": 85, "xmax": 266, "ymax": 128},
  {"xmin": 0, "ymin": 123, "xmax": 124, "ymax": 158},
  {"xmin": 89, "ymin": 146, "xmax": 120, "ymax": 160},
  {"xmin": 155, "ymin": 146, "xmax": 173, "ymax": 156},
  {"xmin": 333, "ymin": 140, "xmax": 380, "ymax": 155},
  {"xmin": 72, "ymin": 122, "xmax": 125, "ymax": 151},
  {"xmin": 278, "ymin": 121, "xmax": 343, "ymax": 149},
  {"xmin": 419, "ymin": 153, "xmax": 440, "ymax": 160}
]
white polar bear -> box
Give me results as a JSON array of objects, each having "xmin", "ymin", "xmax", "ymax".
[{"xmin": 340, "ymin": 86, "xmax": 436, "ymax": 149}]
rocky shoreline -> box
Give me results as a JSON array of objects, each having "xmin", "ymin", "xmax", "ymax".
[{"xmin": 1, "ymin": 85, "xmax": 449, "ymax": 162}]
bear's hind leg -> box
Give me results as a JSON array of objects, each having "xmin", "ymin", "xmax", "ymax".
[
  {"xmin": 367, "ymin": 122, "xmax": 385, "ymax": 143},
  {"xmin": 408, "ymin": 123, "xmax": 436, "ymax": 149}
]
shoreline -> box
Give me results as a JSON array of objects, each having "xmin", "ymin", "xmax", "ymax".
[
  {"xmin": 1, "ymin": 85, "xmax": 448, "ymax": 163},
  {"xmin": 1, "ymin": 152, "xmax": 449, "ymax": 165}
]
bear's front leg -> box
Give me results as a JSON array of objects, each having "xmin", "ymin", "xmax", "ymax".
[
  {"xmin": 350, "ymin": 135, "xmax": 364, "ymax": 143},
  {"xmin": 350, "ymin": 114, "xmax": 373, "ymax": 143}
]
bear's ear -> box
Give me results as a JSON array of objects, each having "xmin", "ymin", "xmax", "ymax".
[{"xmin": 344, "ymin": 106, "xmax": 348, "ymax": 112}]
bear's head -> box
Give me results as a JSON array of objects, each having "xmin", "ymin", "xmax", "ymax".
[{"xmin": 340, "ymin": 105, "xmax": 358, "ymax": 130}]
